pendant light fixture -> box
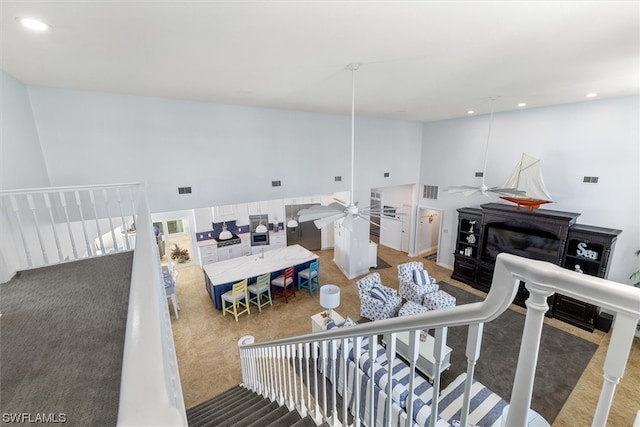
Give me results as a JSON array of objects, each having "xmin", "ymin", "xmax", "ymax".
[
  {"xmin": 286, "ymin": 205, "xmax": 298, "ymax": 228},
  {"xmin": 255, "ymin": 218, "xmax": 268, "ymax": 233}
]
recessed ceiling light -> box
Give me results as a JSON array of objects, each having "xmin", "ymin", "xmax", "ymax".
[
  {"xmin": 467, "ymin": 110, "xmax": 475, "ymax": 115},
  {"xmin": 585, "ymin": 93, "xmax": 598, "ymax": 98},
  {"xmin": 517, "ymin": 103, "xmax": 527, "ymax": 107},
  {"xmin": 17, "ymin": 17, "xmax": 49, "ymax": 31}
]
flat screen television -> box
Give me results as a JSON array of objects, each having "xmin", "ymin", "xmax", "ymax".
[{"xmin": 482, "ymin": 224, "xmax": 562, "ymax": 263}]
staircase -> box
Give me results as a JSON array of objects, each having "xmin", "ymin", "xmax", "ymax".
[{"xmin": 186, "ymin": 385, "xmax": 330, "ymax": 427}]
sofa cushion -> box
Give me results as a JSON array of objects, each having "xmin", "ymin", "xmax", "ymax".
[
  {"xmin": 413, "ymin": 269, "xmax": 432, "ymax": 286},
  {"xmin": 370, "ymin": 284, "xmax": 388, "ymax": 302}
]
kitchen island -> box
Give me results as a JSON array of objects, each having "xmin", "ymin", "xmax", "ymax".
[{"xmin": 203, "ymin": 244, "xmax": 319, "ymax": 310}]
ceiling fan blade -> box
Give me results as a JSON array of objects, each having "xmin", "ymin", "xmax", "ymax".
[
  {"xmin": 365, "ymin": 218, "xmax": 381, "ymax": 228},
  {"xmin": 446, "ymin": 185, "xmax": 480, "ymax": 193},
  {"xmin": 313, "ymin": 212, "xmax": 346, "ymax": 229},
  {"xmin": 462, "ymin": 189, "xmax": 480, "ymax": 197},
  {"xmin": 298, "ymin": 209, "xmax": 343, "ymax": 223},
  {"xmin": 334, "ymin": 198, "xmax": 348, "ymax": 207}
]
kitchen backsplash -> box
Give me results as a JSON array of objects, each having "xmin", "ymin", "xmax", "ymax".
[{"xmin": 196, "ymin": 221, "xmax": 284, "ymax": 241}]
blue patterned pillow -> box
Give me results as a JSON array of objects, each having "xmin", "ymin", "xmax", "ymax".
[
  {"xmin": 413, "ymin": 269, "xmax": 431, "ymax": 286},
  {"xmin": 370, "ymin": 284, "xmax": 388, "ymax": 302},
  {"xmin": 325, "ymin": 318, "xmax": 337, "ymax": 329}
]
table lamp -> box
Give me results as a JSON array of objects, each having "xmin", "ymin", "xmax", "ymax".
[{"xmin": 320, "ymin": 284, "xmax": 340, "ymax": 320}]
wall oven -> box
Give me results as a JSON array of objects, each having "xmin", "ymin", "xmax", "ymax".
[{"xmin": 249, "ymin": 214, "xmax": 270, "ymax": 246}]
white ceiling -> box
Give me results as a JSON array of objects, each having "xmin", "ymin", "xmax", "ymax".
[{"xmin": 2, "ymin": 1, "xmax": 639, "ymax": 121}]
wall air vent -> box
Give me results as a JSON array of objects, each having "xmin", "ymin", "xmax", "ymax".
[
  {"xmin": 271, "ymin": 180, "xmax": 281, "ymax": 187},
  {"xmin": 384, "ymin": 172, "xmax": 390, "ymax": 178},
  {"xmin": 475, "ymin": 172, "xmax": 484, "ymax": 177},
  {"xmin": 423, "ymin": 185, "xmax": 438, "ymax": 200},
  {"xmin": 334, "ymin": 176, "xmax": 342, "ymax": 182},
  {"xmin": 177, "ymin": 187, "xmax": 192, "ymax": 194},
  {"xmin": 583, "ymin": 176, "xmax": 599, "ymax": 183}
]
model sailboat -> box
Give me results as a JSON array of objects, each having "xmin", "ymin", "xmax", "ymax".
[{"xmin": 499, "ymin": 153, "xmax": 553, "ymax": 210}]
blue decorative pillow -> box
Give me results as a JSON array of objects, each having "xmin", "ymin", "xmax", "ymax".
[
  {"xmin": 370, "ymin": 284, "xmax": 388, "ymax": 303},
  {"xmin": 325, "ymin": 318, "xmax": 337, "ymax": 329},
  {"xmin": 413, "ymin": 269, "xmax": 431, "ymax": 286},
  {"xmin": 343, "ymin": 316, "xmax": 357, "ymax": 327}
]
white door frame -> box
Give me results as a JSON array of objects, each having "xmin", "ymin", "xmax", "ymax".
[{"xmin": 416, "ymin": 206, "xmax": 444, "ymax": 262}]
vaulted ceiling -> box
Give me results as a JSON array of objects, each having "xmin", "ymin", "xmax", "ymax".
[{"xmin": 2, "ymin": 1, "xmax": 638, "ymax": 121}]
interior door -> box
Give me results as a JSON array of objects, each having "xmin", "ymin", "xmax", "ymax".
[{"xmin": 400, "ymin": 204, "xmax": 411, "ymax": 253}]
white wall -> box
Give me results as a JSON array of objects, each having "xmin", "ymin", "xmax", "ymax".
[
  {"xmin": 419, "ymin": 96, "xmax": 640, "ymax": 284},
  {"xmin": 0, "ymin": 71, "xmax": 50, "ymax": 190},
  {"xmin": 0, "ymin": 71, "xmax": 51, "ymax": 281},
  {"xmin": 26, "ymin": 86, "xmax": 423, "ymax": 214}
]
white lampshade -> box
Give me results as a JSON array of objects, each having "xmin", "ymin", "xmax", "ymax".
[
  {"xmin": 255, "ymin": 222, "xmax": 268, "ymax": 233},
  {"xmin": 320, "ymin": 284, "xmax": 340, "ymax": 318},
  {"xmin": 287, "ymin": 218, "xmax": 299, "ymax": 228}
]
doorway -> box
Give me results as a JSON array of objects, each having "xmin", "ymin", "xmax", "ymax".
[
  {"xmin": 417, "ymin": 207, "xmax": 442, "ymax": 262},
  {"xmin": 369, "ymin": 191, "xmax": 382, "ymax": 238},
  {"xmin": 152, "ymin": 216, "xmax": 196, "ymax": 268}
]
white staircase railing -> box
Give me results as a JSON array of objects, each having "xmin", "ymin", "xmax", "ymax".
[
  {"xmin": 0, "ymin": 183, "xmax": 140, "ymax": 276},
  {"xmin": 238, "ymin": 253, "xmax": 640, "ymax": 427},
  {"xmin": 0, "ymin": 183, "xmax": 187, "ymax": 426}
]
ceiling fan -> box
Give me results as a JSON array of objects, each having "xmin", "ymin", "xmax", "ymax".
[
  {"xmin": 446, "ymin": 97, "xmax": 526, "ymax": 198},
  {"xmin": 297, "ymin": 63, "xmax": 401, "ymax": 231}
]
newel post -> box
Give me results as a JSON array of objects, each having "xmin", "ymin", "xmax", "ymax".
[{"xmin": 505, "ymin": 284, "xmax": 553, "ymax": 426}]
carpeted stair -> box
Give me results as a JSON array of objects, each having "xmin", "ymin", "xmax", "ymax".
[{"xmin": 186, "ymin": 385, "xmax": 329, "ymax": 427}]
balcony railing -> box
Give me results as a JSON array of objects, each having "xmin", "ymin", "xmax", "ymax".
[
  {"xmin": 0, "ymin": 184, "xmax": 187, "ymax": 426},
  {"xmin": 238, "ymin": 253, "xmax": 640, "ymax": 427}
]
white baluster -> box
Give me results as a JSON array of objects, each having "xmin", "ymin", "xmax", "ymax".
[
  {"xmin": 103, "ymin": 189, "xmax": 118, "ymax": 252},
  {"xmin": 593, "ymin": 313, "xmax": 638, "ymax": 426},
  {"xmin": 321, "ymin": 340, "xmax": 329, "ymax": 424},
  {"xmin": 330, "ymin": 339, "xmax": 338, "ymax": 425},
  {"xmin": 116, "ymin": 188, "xmax": 130, "ymax": 250},
  {"xmin": 287, "ymin": 345, "xmax": 295, "ymax": 410},
  {"xmin": 506, "ymin": 285, "xmax": 553, "ymax": 426},
  {"xmin": 74, "ymin": 190, "xmax": 92, "ymax": 257},
  {"xmin": 312, "ymin": 341, "xmax": 323, "ymax": 425},
  {"xmin": 128, "ymin": 187, "xmax": 137, "ymax": 233},
  {"xmin": 257, "ymin": 348, "xmax": 265, "ymax": 397},
  {"xmin": 59, "ymin": 192, "xmax": 78, "ymax": 259},
  {"xmin": 269, "ymin": 347, "xmax": 277, "ymax": 402},
  {"xmin": 384, "ymin": 332, "xmax": 397, "ymax": 427},
  {"xmin": 298, "ymin": 343, "xmax": 307, "ymax": 417},
  {"xmin": 276, "ymin": 346, "xmax": 284, "ymax": 405},
  {"xmin": 342, "ymin": 337, "xmax": 349, "ymax": 425},
  {"xmin": 27, "ymin": 194, "xmax": 48, "ymax": 264},
  {"xmin": 368, "ymin": 334, "xmax": 376, "ymax": 427},
  {"xmin": 353, "ymin": 336, "xmax": 362, "ymax": 427},
  {"xmin": 43, "ymin": 193, "xmax": 63, "ymax": 262},
  {"xmin": 406, "ymin": 330, "xmax": 420, "ymax": 427},
  {"xmin": 9, "ymin": 195, "xmax": 33, "ymax": 267},
  {"xmin": 89, "ymin": 190, "xmax": 105, "ymax": 254},
  {"xmin": 432, "ymin": 326, "xmax": 450, "ymax": 427}
]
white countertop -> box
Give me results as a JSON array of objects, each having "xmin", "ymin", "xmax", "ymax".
[{"xmin": 202, "ymin": 243, "xmax": 317, "ymax": 285}]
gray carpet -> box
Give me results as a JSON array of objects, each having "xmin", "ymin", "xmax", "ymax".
[
  {"xmin": 0, "ymin": 252, "xmax": 133, "ymax": 426},
  {"xmin": 436, "ymin": 281, "xmax": 598, "ymax": 424}
]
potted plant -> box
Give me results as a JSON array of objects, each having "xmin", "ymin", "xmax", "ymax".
[{"xmin": 171, "ymin": 244, "xmax": 191, "ymax": 263}]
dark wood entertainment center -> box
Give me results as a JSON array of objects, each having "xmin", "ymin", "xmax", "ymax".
[{"xmin": 452, "ymin": 203, "xmax": 621, "ymax": 332}]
